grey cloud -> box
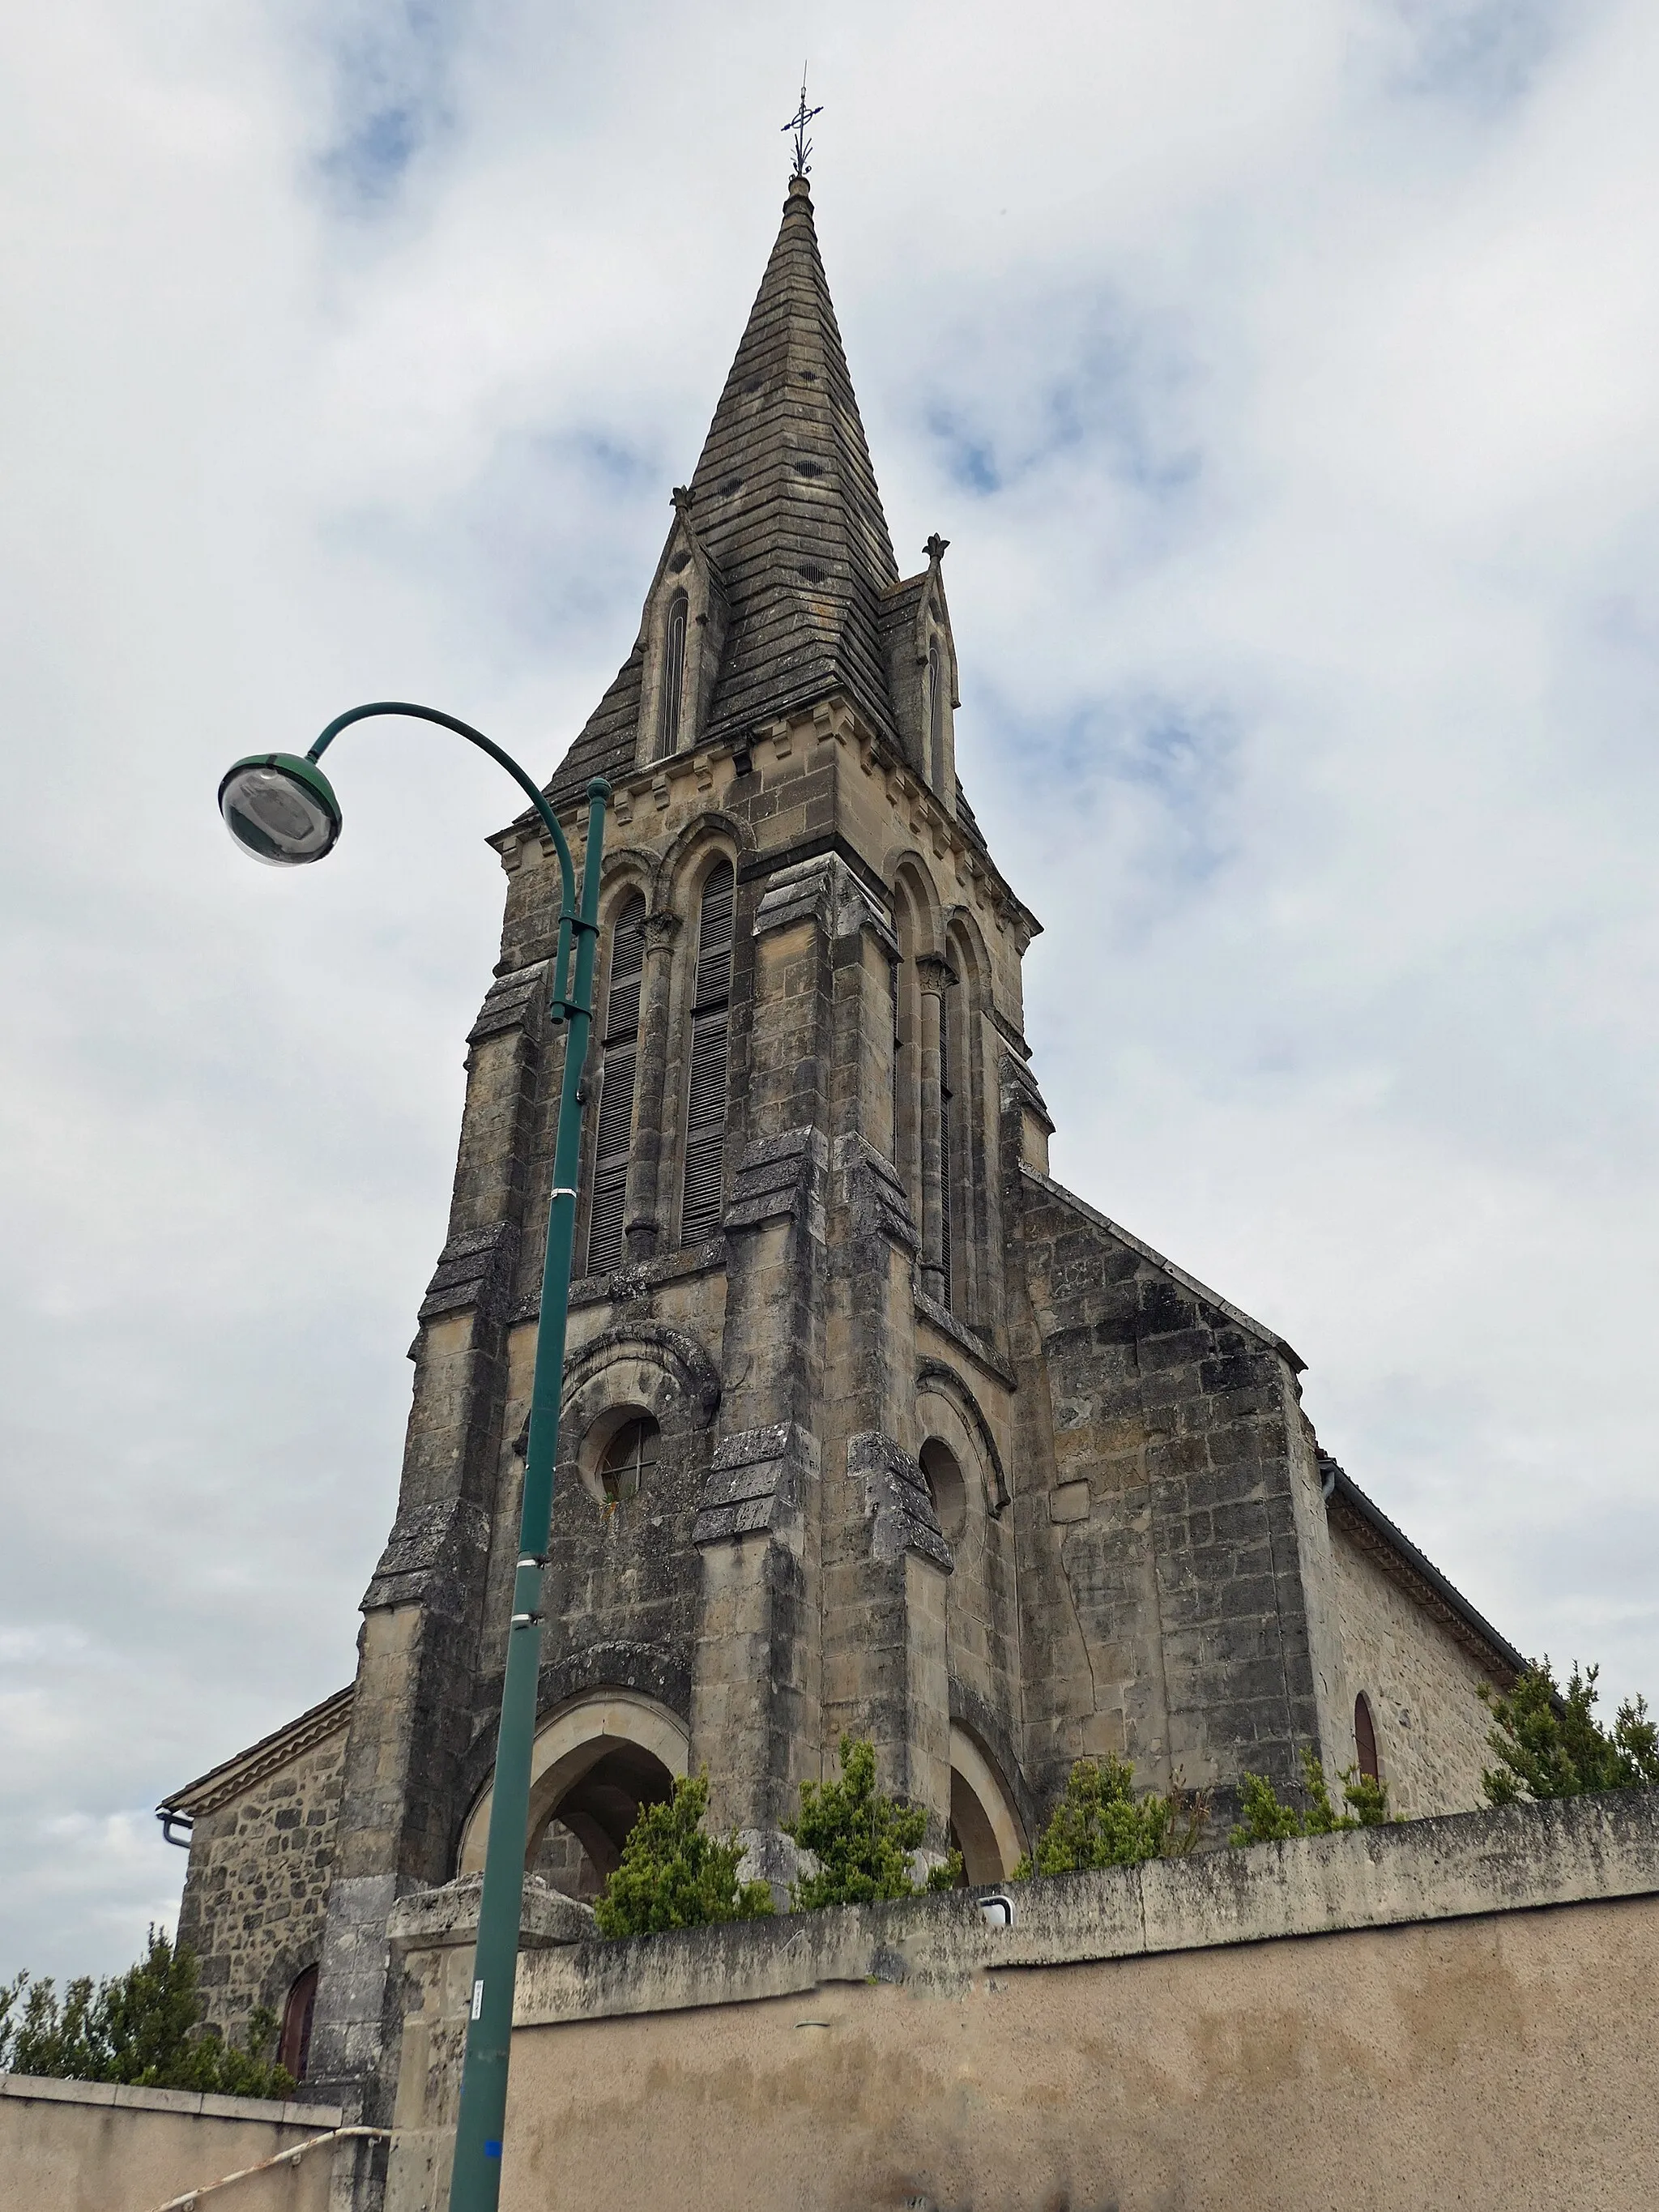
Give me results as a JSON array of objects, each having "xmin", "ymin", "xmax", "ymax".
[{"xmin": 2, "ymin": 0, "xmax": 1655, "ymax": 1981}]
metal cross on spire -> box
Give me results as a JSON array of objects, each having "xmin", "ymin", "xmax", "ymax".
[{"xmin": 783, "ymin": 67, "xmax": 823, "ymax": 179}]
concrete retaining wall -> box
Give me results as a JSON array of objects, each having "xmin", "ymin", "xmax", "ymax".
[
  {"xmin": 0, "ymin": 2075, "xmax": 352, "ymax": 2212},
  {"xmin": 386, "ymin": 1790, "xmax": 1659, "ymax": 2212}
]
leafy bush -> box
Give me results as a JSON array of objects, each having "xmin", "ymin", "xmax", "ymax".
[
  {"xmin": 784, "ymin": 1736, "xmax": 941, "ymax": 1909},
  {"xmin": 594, "ymin": 1771, "xmax": 774, "ymax": 1938},
  {"xmin": 1230, "ymin": 1750, "xmax": 1391, "ymax": 1847},
  {"xmin": 0, "ymin": 1928, "xmax": 292, "ymax": 2097},
  {"xmin": 1480, "ymin": 1661, "xmax": 1659, "ymax": 1805},
  {"xmin": 1013, "ymin": 1754, "xmax": 1205, "ymax": 1877}
]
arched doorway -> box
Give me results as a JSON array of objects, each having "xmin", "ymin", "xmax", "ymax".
[
  {"xmin": 948, "ymin": 1724, "xmax": 1026, "ymax": 1885},
  {"xmin": 531, "ymin": 1741, "xmax": 676, "ymax": 1902},
  {"xmin": 457, "ymin": 1693, "xmax": 690, "ymax": 1903}
]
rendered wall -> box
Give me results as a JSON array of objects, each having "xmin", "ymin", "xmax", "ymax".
[
  {"xmin": 385, "ymin": 1790, "xmax": 1659, "ymax": 2212},
  {"xmin": 0, "ymin": 2076, "xmax": 348, "ymax": 2212},
  {"xmin": 500, "ymin": 1893, "xmax": 1657, "ymax": 2212}
]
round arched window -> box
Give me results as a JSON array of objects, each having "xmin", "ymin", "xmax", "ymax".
[
  {"xmin": 919, "ymin": 1438, "xmax": 968, "ymax": 1544},
  {"xmin": 599, "ymin": 1416, "xmax": 660, "ymax": 1504}
]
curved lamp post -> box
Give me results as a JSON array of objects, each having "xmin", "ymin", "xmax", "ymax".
[{"xmin": 220, "ymin": 704, "xmax": 609, "ymax": 2212}]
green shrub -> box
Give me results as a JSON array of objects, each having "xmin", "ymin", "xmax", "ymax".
[
  {"xmin": 593, "ymin": 1771, "xmax": 774, "ymax": 1938},
  {"xmin": 784, "ymin": 1736, "xmax": 936, "ymax": 1909},
  {"xmin": 0, "ymin": 1928, "xmax": 292, "ymax": 2097},
  {"xmin": 1480, "ymin": 1661, "xmax": 1659, "ymax": 1805},
  {"xmin": 1013, "ymin": 1754, "xmax": 1205, "ymax": 1877},
  {"xmin": 1229, "ymin": 1749, "xmax": 1392, "ymax": 1846}
]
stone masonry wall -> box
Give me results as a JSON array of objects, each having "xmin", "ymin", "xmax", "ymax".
[
  {"xmin": 175, "ymin": 1719, "xmax": 349, "ymax": 2043},
  {"xmin": 1330, "ymin": 1511, "xmax": 1497, "ymax": 1819},
  {"xmin": 1009, "ymin": 1168, "xmax": 1334, "ymax": 1828}
]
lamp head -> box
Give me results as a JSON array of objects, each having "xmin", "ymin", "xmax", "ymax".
[{"xmin": 218, "ymin": 754, "xmax": 341, "ymax": 867}]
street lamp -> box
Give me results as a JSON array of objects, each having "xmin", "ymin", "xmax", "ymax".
[
  {"xmin": 220, "ymin": 702, "xmax": 608, "ymax": 2212},
  {"xmin": 218, "ymin": 754, "xmax": 342, "ymax": 865}
]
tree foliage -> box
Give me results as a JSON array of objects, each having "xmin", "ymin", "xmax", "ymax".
[
  {"xmin": 1230, "ymin": 1750, "xmax": 1391, "ymax": 1847},
  {"xmin": 1479, "ymin": 1661, "xmax": 1659, "ymax": 1806},
  {"xmin": 593, "ymin": 1771, "xmax": 774, "ymax": 1938},
  {"xmin": 784, "ymin": 1736, "xmax": 947, "ymax": 1909},
  {"xmin": 1013, "ymin": 1754, "xmax": 1205, "ymax": 1877},
  {"xmin": 0, "ymin": 1928, "xmax": 292, "ymax": 2098}
]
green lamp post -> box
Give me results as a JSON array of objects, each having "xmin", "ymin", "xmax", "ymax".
[{"xmin": 220, "ymin": 703, "xmax": 609, "ymax": 2212}]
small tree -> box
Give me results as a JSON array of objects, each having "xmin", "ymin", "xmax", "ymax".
[
  {"xmin": 784, "ymin": 1736, "xmax": 956, "ymax": 1908},
  {"xmin": 594, "ymin": 1772, "xmax": 774, "ymax": 1938},
  {"xmin": 1230, "ymin": 1750, "xmax": 1391, "ymax": 1847},
  {"xmin": 0, "ymin": 1929, "xmax": 292, "ymax": 2098},
  {"xmin": 1013, "ymin": 1754, "xmax": 1205, "ymax": 1877},
  {"xmin": 1480, "ymin": 1661, "xmax": 1659, "ymax": 1805}
]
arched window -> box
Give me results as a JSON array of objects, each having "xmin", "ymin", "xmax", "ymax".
[
  {"xmin": 927, "ymin": 638, "xmax": 945, "ymax": 788},
  {"xmin": 680, "ymin": 861, "xmax": 734, "ymax": 1242},
  {"xmin": 659, "ymin": 594, "xmax": 688, "ymax": 758},
  {"xmin": 937, "ymin": 979, "xmax": 954, "ymax": 1309},
  {"xmin": 889, "ymin": 952, "xmax": 902, "ymax": 1167},
  {"xmin": 919, "ymin": 1437, "xmax": 967, "ymax": 1544},
  {"xmin": 1354, "ymin": 1692, "xmax": 1380, "ymax": 1782},
  {"xmin": 586, "ymin": 895, "xmax": 646, "ymax": 1274},
  {"xmin": 279, "ymin": 1964, "xmax": 318, "ymax": 2083},
  {"xmin": 893, "ymin": 879, "xmax": 953, "ymax": 1304},
  {"xmin": 599, "ymin": 1415, "xmax": 660, "ymax": 1504}
]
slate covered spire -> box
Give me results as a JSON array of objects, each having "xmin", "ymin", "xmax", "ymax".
[
  {"xmin": 544, "ymin": 176, "xmax": 907, "ymax": 799},
  {"xmin": 684, "ymin": 173, "xmax": 902, "ymax": 745}
]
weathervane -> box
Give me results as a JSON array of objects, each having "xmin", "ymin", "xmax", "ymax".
[{"xmin": 783, "ymin": 67, "xmax": 823, "ymax": 179}]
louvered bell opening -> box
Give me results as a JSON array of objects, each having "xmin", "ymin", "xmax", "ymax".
[
  {"xmin": 586, "ymin": 1040, "xmax": 638, "ymax": 1273},
  {"xmin": 606, "ymin": 902, "xmax": 647, "ymax": 1040},
  {"xmin": 938, "ymin": 993, "xmax": 953, "ymax": 1309},
  {"xmin": 584, "ymin": 899, "xmax": 645, "ymax": 1277},
  {"xmin": 586, "ymin": 1163, "xmax": 628, "ymax": 1275},
  {"xmin": 938, "ymin": 1106, "xmax": 953, "ymax": 1306},
  {"xmin": 680, "ymin": 1010, "xmax": 729, "ymax": 1241},
  {"xmin": 680, "ymin": 865, "xmax": 736, "ymax": 1245},
  {"xmin": 693, "ymin": 865, "xmax": 736, "ymax": 1009}
]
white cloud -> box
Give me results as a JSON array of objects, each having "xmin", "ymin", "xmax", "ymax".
[{"xmin": 1, "ymin": 0, "xmax": 1655, "ymax": 1978}]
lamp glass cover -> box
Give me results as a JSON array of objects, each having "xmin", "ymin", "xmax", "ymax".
[{"xmin": 220, "ymin": 759, "xmax": 339, "ymax": 866}]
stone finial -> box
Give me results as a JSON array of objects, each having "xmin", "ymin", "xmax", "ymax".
[
  {"xmin": 672, "ymin": 485, "xmax": 693, "ymax": 513},
  {"xmin": 924, "ymin": 532, "xmax": 949, "ymax": 566}
]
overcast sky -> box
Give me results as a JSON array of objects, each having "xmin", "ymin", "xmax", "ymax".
[{"xmin": 3, "ymin": 0, "xmax": 1656, "ymax": 1983}]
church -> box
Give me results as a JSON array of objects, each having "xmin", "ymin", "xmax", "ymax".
[{"xmin": 162, "ymin": 173, "xmax": 1528, "ymax": 2128}]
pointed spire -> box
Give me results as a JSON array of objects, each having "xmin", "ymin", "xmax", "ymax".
[
  {"xmin": 539, "ymin": 177, "xmax": 914, "ymax": 805},
  {"xmin": 684, "ymin": 177, "xmax": 902, "ymax": 746}
]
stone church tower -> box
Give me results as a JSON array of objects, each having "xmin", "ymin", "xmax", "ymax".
[{"xmin": 165, "ymin": 176, "xmax": 1526, "ymax": 2133}]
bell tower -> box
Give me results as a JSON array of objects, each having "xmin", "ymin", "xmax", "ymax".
[
  {"xmin": 303, "ymin": 166, "xmax": 1044, "ymax": 2132},
  {"xmin": 476, "ymin": 169, "xmax": 1041, "ymax": 1870},
  {"xmin": 295, "ymin": 163, "xmax": 1363, "ymax": 2165},
  {"xmin": 179, "ymin": 160, "xmax": 1512, "ymax": 2176}
]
